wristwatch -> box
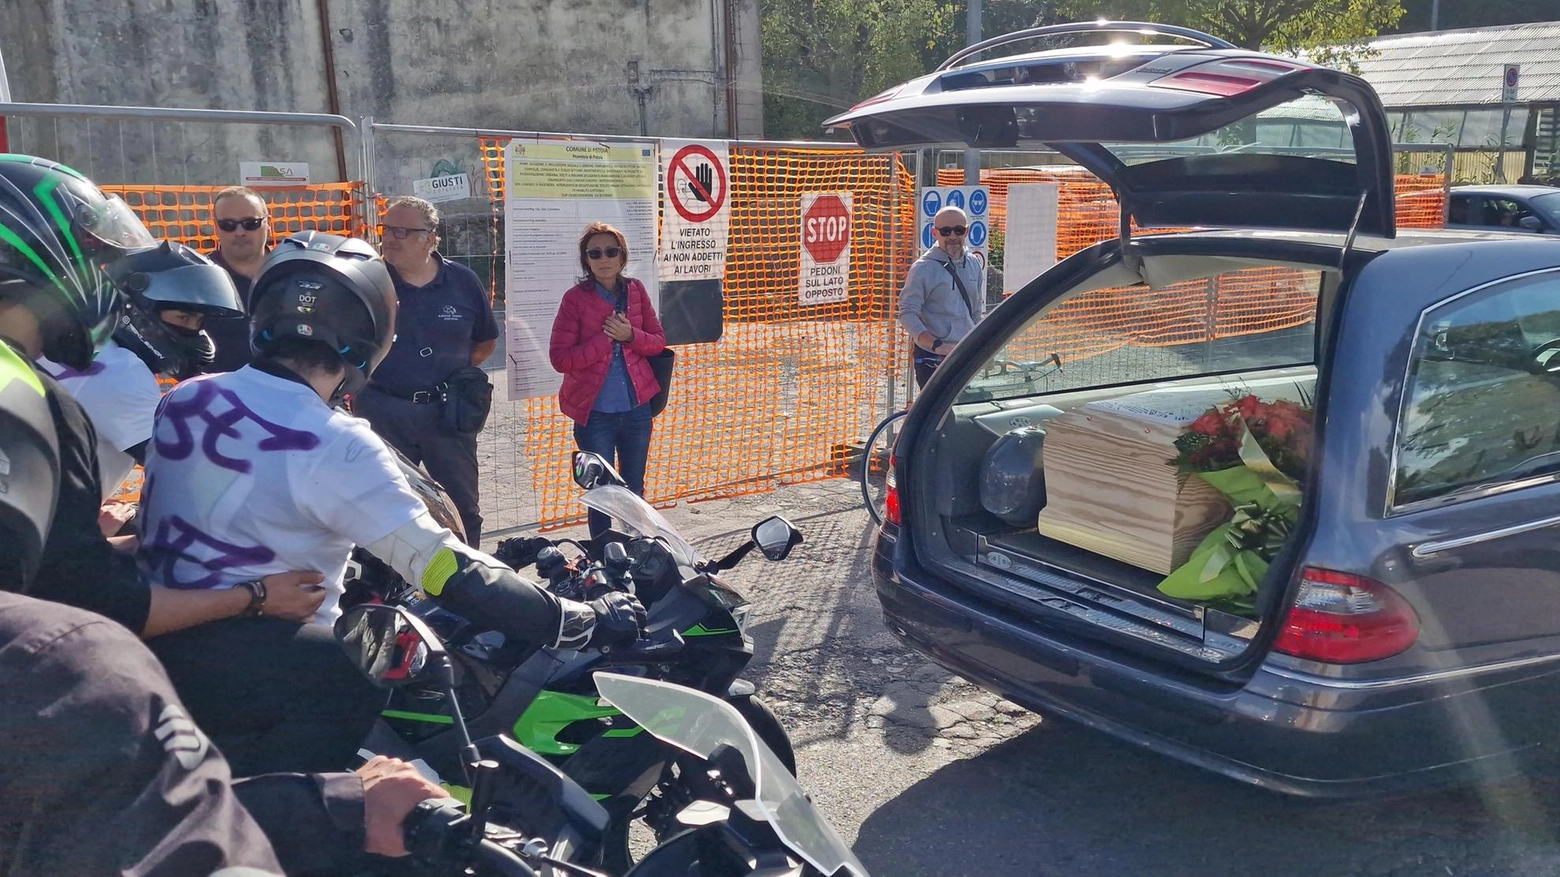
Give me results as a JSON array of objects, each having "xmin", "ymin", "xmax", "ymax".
[{"xmin": 239, "ymin": 579, "xmax": 267, "ymax": 618}]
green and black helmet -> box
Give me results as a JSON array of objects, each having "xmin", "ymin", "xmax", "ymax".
[
  {"xmin": 0, "ymin": 155, "xmax": 157, "ymax": 369},
  {"xmin": 0, "ymin": 340, "xmax": 60, "ymax": 590}
]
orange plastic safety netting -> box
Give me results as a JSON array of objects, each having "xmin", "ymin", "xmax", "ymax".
[
  {"xmin": 938, "ymin": 166, "xmax": 1449, "ymax": 257},
  {"xmin": 475, "ymin": 143, "xmax": 916, "ymax": 528},
  {"xmin": 106, "ymin": 183, "xmax": 368, "ymax": 253},
  {"xmin": 101, "ymin": 185, "xmax": 366, "ymax": 503}
]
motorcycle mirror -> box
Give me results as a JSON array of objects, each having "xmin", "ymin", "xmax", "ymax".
[
  {"xmin": 336, "ymin": 603, "xmax": 484, "ymax": 785},
  {"xmin": 335, "ymin": 603, "xmax": 448, "ymax": 688},
  {"xmin": 752, "ymin": 516, "xmax": 804, "ymax": 562},
  {"xmin": 572, "ymin": 450, "xmax": 628, "ymax": 491}
]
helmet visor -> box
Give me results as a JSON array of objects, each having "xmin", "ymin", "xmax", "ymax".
[
  {"xmin": 76, "ymin": 196, "xmax": 156, "ymax": 253},
  {"xmin": 137, "ymin": 263, "xmax": 245, "ymax": 319}
]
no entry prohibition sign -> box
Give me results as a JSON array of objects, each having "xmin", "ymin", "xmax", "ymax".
[
  {"xmin": 658, "ymin": 140, "xmax": 732, "ymax": 282},
  {"xmin": 667, "ymin": 143, "xmax": 727, "ymax": 223}
]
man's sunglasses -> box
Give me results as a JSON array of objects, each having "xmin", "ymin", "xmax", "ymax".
[
  {"xmin": 216, "ymin": 217, "xmax": 266, "ymax": 232},
  {"xmin": 937, "ymin": 225, "xmax": 968, "ymax": 237},
  {"xmin": 382, "ymin": 225, "xmax": 433, "ymax": 240},
  {"xmin": 586, "ymin": 247, "xmax": 624, "ymax": 260}
]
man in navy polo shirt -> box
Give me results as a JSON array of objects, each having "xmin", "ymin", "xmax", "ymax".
[{"xmin": 353, "ymin": 196, "xmax": 497, "ymax": 544}]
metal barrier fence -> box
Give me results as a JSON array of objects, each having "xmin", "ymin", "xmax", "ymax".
[
  {"xmin": 0, "ymin": 101, "xmax": 1469, "ymax": 534},
  {"xmin": 362, "ymin": 120, "xmax": 916, "ymax": 534}
]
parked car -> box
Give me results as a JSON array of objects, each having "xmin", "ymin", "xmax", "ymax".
[
  {"xmin": 828, "ymin": 21, "xmax": 1560, "ymax": 796},
  {"xmin": 1448, "ymin": 185, "xmax": 1560, "ymax": 234}
]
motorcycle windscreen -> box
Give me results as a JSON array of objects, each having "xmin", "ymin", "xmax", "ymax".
[
  {"xmin": 578, "ymin": 485, "xmax": 703, "ymax": 566},
  {"xmin": 594, "ymin": 673, "xmax": 870, "ymax": 877},
  {"xmin": 825, "ymin": 60, "xmax": 1396, "ymax": 237}
]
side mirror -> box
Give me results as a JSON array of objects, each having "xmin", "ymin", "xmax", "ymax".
[
  {"xmin": 1520, "ymin": 215, "xmax": 1544, "ymax": 231},
  {"xmin": 572, "ymin": 450, "xmax": 628, "ymax": 490},
  {"xmin": 752, "ymin": 516, "xmax": 804, "ymax": 562},
  {"xmin": 335, "ymin": 603, "xmax": 447, "ymax": 688}
]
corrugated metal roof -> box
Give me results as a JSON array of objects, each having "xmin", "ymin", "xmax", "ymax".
[{"xmin": 1354, "ymin": 21, "xmax": 1560, "ymax": 108}]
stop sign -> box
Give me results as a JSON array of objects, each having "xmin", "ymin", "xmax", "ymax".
[{"xmin": 803, "ymin": 194, "xmax": 851, "ymax": 263}]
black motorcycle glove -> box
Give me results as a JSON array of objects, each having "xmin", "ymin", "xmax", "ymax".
[
  {"xmin": 492, "ymin": 535, "xmax": 553, "ymax": 570},
  {"xmin": 556, "ymin": 591, "xmax": 647, "ymax": 650}
]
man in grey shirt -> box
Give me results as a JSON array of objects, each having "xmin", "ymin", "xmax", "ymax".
[{"xmin": 898, "ymin": 206, "xmax": 987, "ymax": 388}]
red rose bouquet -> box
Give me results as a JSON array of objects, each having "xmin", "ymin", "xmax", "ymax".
[{"xmin": 1159, "ymin": 391, "xmax": 1314, "ymax": 607}]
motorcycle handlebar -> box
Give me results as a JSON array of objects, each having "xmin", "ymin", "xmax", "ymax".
[
  {"xmin": 404, "ymin": 798, "xmax": 540, "ymax": 876},
  {"xmin": 474, "ymin": 839, "xmax": 541, "ymax": 877}
]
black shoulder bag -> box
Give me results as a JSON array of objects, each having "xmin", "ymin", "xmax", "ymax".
[
  {"xmin": 439, "ymin": 366, "xmax": 494, "ymax": 436},
  {"xmin": 617, "ymin": 284, "xmax": 675, "ymax": 418}
]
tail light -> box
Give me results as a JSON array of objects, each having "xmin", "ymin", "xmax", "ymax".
[
  {"xmin": 884, "ymin": 454, "xmax": 901, "ymax": 526},
  {"xmin": 1274, "ymin": 568, "xmax": 1419, "ymax": 664},
  {"xmin": 1149, "ymin": 58, "xmax": 1303, "ymax": 97}
]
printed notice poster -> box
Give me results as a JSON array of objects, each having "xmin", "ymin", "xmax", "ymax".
[
  {"xmin": 1003, "ymin": 183, "xmax": 1059, "ymax": 296},
  {"xmin": 798, "ymin": 192, "xmax": 852, "ymax": 305},
  {"xmin": 504, "ymin": 139, "xmax": 659, "ymax": 399},
  {"xmin": 657, "ymin": 140, "xmax": 730, "ymax": 281}
]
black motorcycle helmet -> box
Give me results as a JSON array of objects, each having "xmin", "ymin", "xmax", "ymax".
[
  {"xmin": 249, "ymin": 231, "xmax": 396, "ymax": 401},
  {"xmin": 0, "ymin": 341, "xmax": 60, "ymax": 590},
  {"xmin": 0, "ymin": 155, "xmax": 157, "ymax": 369},
  {"xmin": 107, "ymin": 241, "xmax": 245, "ymax": 380}
]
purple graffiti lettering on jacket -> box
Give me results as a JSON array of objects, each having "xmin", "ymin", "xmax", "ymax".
[
  {"xmin": 143, "ymin": 513, "xmax": 277, "ymax": 590},
  {"xmin": 154, "ymin": 379, "xmax": 319, "ymax": 473},
  {"xmin": 40, "ymin": 359, "xmax": 107, "ymax": 380}
]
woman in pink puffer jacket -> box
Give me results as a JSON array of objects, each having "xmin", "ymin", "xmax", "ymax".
[{"xmin": 548, "ymin": 221, "xmax": 666, "ymax": 537}]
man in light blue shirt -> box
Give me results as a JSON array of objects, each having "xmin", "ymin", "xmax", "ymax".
[{"xmin": 898, "ymin": 206, "xmax": 986, "ymax": 388}]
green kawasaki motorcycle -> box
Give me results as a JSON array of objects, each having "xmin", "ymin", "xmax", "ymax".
[{"xmin": 349, "ymin": 451, "xmax": 803, "ymax": 872}]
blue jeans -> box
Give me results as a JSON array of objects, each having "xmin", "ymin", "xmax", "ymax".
[{"xmin": 573, "ymin": 403, "xmax": 654, "ymax": 538}]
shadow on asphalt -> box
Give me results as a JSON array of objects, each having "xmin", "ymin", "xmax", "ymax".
[{"xmin": 854, "ymin": 720, "xmax": 1560, "ymax": 877}]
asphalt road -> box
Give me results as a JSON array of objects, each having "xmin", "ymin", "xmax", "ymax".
[{"xmin": 549, "ymin": 477, "xmax": 1560, "ymax": 877}]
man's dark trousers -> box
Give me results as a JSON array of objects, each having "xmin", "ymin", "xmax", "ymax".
[{"xmin": 353, "ymin": 386, "xmax": 483, "ymax": 545}]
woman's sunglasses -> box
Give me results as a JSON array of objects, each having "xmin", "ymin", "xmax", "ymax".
[
  {"xmin": 937, "ymin": 225, "xmax": 968, "ymax": 237},
  {"xmin": 216, "ymin": 217, "xmax": 266, "ymax": 232},
  {"xmin": 586, "ymin": 247, "xmax": 624, "ymax": 260}
]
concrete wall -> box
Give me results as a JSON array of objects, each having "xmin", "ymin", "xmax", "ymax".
[{"xmin": 0, "ymin": 0, "xmax": 763, "ymax": 188}]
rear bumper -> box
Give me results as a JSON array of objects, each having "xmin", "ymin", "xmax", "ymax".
[{"xmin": 872, "ymin": 530, "xmax": 1555, "ymax": 797}]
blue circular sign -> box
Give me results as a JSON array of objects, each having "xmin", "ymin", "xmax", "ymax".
[
  {"xmin": 946, "ymin": 189, "xmax": 966, "ymax": 210},
  {"xmin": 921, "ymin": 190, "xmax": 942, "ymax": 217},
  {"xmin": 922, "ymin": 224, "xmax": 936, "ymax": 249},
  {"xmin": 968, "ymin": 220, "xmax": 988, "ymax": 247},
  {"xmin": 969, "ymin": 189, "xmax": 988, "ymax": 216}
]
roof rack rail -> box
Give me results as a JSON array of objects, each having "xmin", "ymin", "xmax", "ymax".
[{"xmin": 935, "ymin": 20, "xmax": 1237, "ymax": 72}]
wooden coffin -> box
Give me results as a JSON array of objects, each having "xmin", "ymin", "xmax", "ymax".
[{"xmin": 1036, "ymin": 386, "xmax": 1247, "ymax": 575}]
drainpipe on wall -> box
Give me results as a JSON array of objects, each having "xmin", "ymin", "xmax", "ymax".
[
  {"xmin": 628, "ymin": 61, "xmax": 654, "ymax": 137},
  {"xmin": 723, "ymin": 0, "xmax": 739, "ymax": 138},
  {"xmin": 316, "ymin": 0, "xmax": 349, "ymax": 181}
]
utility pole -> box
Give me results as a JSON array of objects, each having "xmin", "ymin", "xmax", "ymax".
[
  {"xmin": 1430, "ymin": 0, "xmax": 1440, "ymax": 31},
  {"xmin": 963, "ymin": 0, "xmax": 983, "ymax": 184}
]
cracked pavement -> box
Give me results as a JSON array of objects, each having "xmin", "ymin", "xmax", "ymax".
[{"xmin": 534, "ymin": 477, "xmax": 1560, "ymax": 876}]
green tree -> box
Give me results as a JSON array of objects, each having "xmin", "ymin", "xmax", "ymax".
[
  {"xmin": 1391, "ymin": 0, "xmax": 1560, "ymax": 32},
  {"xmin": 1048, "ymin": 1, "xmax": 1405, "ymax": 58},
  {"xmin": 761, "ymin": 0, "xmax": 1407, "ymax": 138},
  {"xmin": 761, "ymin": 0, "xmax": 963, "ymax": 140}
]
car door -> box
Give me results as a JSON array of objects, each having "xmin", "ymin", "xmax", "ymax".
[
  {"xmin": 825, "ymin": 23, "xmax": 1397, "ymax": 237},
  {"xmin": 1319, "ymin": 245, "xmax": 1560, "ymax": 666}
]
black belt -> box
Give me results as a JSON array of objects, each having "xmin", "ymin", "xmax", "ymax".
[{"xmin": 375, "ymin": 384, "xmax": 442, "ymax": 404}]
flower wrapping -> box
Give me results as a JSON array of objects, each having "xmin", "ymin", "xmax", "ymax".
[{"xmin": 1157, "ymin": 393, "xmax": 1310, "ymax": 606}]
